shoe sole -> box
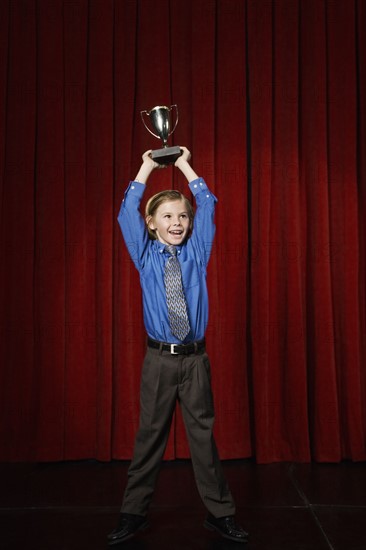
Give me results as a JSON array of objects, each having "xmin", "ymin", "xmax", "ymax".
[
  {"xmin": 204, "ymin": 520, "xmax": 248, "ymax": 544},
  {"xmin": 108, "ymin": 521, "xmax": 149, "ymax": 545}
]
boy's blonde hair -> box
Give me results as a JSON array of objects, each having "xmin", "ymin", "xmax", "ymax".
[{"xmin": 145, "ymin": 190, "xmax": 194, "ymax": 240}]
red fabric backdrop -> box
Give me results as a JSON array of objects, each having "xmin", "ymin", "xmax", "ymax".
[{"xmin": 1, "ymin": 0, "xmax": 366, "ymax": 463}]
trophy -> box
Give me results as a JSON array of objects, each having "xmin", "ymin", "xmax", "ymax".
[{"xmin": 140, "ymin": 104, "xmax": 182, "ymax": 165}]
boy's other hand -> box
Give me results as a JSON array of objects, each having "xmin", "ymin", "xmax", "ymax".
[
  {"xmin": 142, "ymin": 150, "xmax": 166, "ymax": 170},
  {"xmin": 174, "ymin": 147, "xmax": 199, "ymax": 183},
  {"xmin": 134, "ymin": 150, "xmax": 166, "ymax": 183},
  {"xmin": 175, "ymin": 146, "xmax": 191, "ymax": 167}
]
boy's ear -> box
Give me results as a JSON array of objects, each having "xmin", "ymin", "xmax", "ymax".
[{"xmin": 146, "ymin": 215, "xmax": 155, "ymax": 230}]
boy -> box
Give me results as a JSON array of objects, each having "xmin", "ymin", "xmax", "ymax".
[{"xmin": 108, "ymin": 148, "xmax": 248, "ymax": 544}]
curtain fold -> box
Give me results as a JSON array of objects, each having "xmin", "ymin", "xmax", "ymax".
[{"xmin": 0, "ymin": 0, "xmax": 365, "ymax": 463}]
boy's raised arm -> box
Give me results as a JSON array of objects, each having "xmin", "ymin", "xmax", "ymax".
[
  {"xmin": 134, "ymin": 149, "xmax": 161, "ymax": 184},
  {"xmin": 117, "ymin": 150, "xmax": 160, "ymax": 269},
  {"xmin": 174, "ymin": 147, "xmax": 199, "ymax": 183}
]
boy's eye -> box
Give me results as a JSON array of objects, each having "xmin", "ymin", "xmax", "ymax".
[{"xmin": 180, "ymin": 214, "xmax": 187, "ymax": 219}]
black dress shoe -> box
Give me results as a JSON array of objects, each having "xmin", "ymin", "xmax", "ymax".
[
  {"xmin": 204, "ymin": 513, "xmax": 249, "ymax": 543},
  {"xmin": 107, "ymin": 513, "xmax": 149, "ymax": 545}
]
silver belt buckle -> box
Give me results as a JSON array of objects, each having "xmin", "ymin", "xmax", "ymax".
[{"xmin": 170, "ymin": 344, "xmax": 178, "ymax": 355}]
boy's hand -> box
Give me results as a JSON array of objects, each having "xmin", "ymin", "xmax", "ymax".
[
  {"xmin": 134, "ymin": 150, "xmax": 165, "ymax": 184},
  {"xmin": 175, "ymin": 146, "xmax": 191, "ymax": 167},
  {"xmin": 142, "ymin": 150, "xmax": 164, "ymax": 170},
  {"xmin": 174, "ymin": 146, "xmax": 199, "ymax": 183}
]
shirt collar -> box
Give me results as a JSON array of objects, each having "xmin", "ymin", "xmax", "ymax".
[{"xmin": 152, "ymin": 239, "xmax": 184, "ymax": 255}]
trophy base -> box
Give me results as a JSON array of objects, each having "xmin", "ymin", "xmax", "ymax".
[{"xmin": 151, "ymin": 146, "xmax": 182, "ymax": 166}]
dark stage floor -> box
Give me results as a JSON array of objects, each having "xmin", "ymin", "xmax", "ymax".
[{"xmin": 0, "ymin": 459, "xmax": 365, "ymax": 550}]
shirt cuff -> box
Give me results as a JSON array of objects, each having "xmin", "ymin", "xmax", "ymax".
[
  {"xmin": 124, "ymin": 180, "xmax": 146, "ymax": 198},
  {"xmin": 189, "ymin": 177, "xmax": 208, "ymax": 195}
]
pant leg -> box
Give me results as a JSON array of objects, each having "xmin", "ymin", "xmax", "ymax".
[
  {"xmin": 121, "ymin": 347, "xmax": 178, "ymax": 515},
  {"xmin": 178, "ymin": 351, "xmax": 236, "ymax": 518}
]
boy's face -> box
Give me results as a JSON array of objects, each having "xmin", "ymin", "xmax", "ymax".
[{"xmin": 148, "ymin": 199, "xmax": 191, "ymax": 246}]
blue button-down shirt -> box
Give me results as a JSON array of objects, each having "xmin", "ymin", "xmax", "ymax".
[{"xmin": 117, "ymin": 177, "xmax": 217, "ymax": 343}]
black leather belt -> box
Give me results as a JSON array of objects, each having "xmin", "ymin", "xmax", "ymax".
[{"xmin": 147, "ymin": 337, "xmax": 205, "ymax": 355}]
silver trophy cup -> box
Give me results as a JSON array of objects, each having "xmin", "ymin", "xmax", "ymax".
[{"xmin": 140, "ymin": 104, "xmax": 182, "ymax": 165}]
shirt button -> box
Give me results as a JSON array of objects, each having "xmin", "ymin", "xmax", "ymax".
[
  {"xmin": 131, "ymin": 185, "xmax": 135, "ymax": 189},
  {"xmin": 206, "ymin": 194, "xmax": 210, "ymax": 198},
  {"xmin": 194, "ymin": 184, "xmax": 197, "ymax": 188},
  {"xmin": 200, "ymin": 182, "xmax": 203, "ymax": 186}
]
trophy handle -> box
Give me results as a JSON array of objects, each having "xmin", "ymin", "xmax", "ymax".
[
  {"xmin": 140, "ymin": 110, "xmax": 161, "ymax": 140},
  {"xmin": 168, "ymin": 104, "xmax": 179, "ymax": 137}
]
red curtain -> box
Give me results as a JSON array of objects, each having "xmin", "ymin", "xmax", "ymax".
[{"xmin": 0, "ymin": 0, "xmax": 365, "ymax": 463}]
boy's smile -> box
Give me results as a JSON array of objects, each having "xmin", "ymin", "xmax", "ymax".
[{"xmin": 147, "ymin": 199, "xmax": 191, "ymax": 246}]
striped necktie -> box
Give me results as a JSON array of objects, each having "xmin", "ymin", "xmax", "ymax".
[{"xmin": 164, "ymin": 245, "xmax": 191, "ymax": 340}]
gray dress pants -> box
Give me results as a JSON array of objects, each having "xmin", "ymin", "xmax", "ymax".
[{"xmin": 121, "ymin": 345, "xmax": 236, "ymax": 518}]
